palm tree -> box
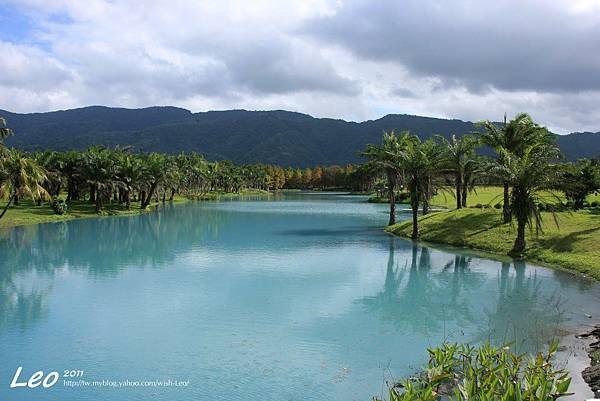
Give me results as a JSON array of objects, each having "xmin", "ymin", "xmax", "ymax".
[
  {"xmin": 81, "ymin": 147, "xmax": 122, "ymax": 212},
  {"xmin": 479, "ymin": 113, "xmax": 551, "ymax": 223},
  {"xmin": 491, "ymin": 143, "xmax": 561, "ymax": 254},
  {"xmin": 419, "ymin": 138, "xmax": 449, "ymax": 215},
  {"xmin": 0, "ymin": 149, "xmax": 48, "ymax": 219},
  {"xmin": 461, "ymin": 156, "xmax": 483, "ymax": 208},
  {"xmin": 555, "ymin": 159, "xmax": 600, "ymax": 210},
  {"xmin": 140, "ymin": 153, "xmax": 170, "ymax": 209},
  {"xmin": 34, "ymin": 150, "xmax": 63, "ymax": 198},
  {"xmin": 395, "ymin": 135, "xmax": 444, "ymax": 238},
  {"xmin": 115, "ymin": 151, "xmax": 144, "ymax": 210},
  {"xmin": 59, "ymin": 151, "xmax": 84, "ymax": 202},
  {"xmin": 362, "ymin": 131, "xmax": 407, "ymax": 225},
  {"xmin": 0, "ymin": 117, "xmax": 12, "ymax": 143},
  {"xmin": 438, "ymin": 134, "xmax": 479, "ymax": 208}
]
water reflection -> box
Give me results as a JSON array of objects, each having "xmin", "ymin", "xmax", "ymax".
[
  {"xmin": 0, "ymin": 195, "xmax": 599, "ymax": 401},
  {"xmin": 361, "ymin": 240, "xmax": 570, "ymax": 352},
  {"xmin": 360, "ymin": 240, "xmax": 479, "ymax": 336},
  {"xmin": 478, "ymin": 260, "xmax": 567, "ymax": 353},
  {"xmin": 0, "ymin": 197, "xmax": 595, "ymax": 350},
  {"xmin": 0, "ymin": 202, "xmax": 229, "ymax": 275}
]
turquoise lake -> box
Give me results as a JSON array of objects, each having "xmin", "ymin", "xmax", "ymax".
[{"xmin": 1, "ymin": 193, "xmax": 599, "ymax": 401}]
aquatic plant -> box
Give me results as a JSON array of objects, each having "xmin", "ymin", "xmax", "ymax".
[{"xmin": 376, "ymin": 341, "xmax": 571, "ymax": 401}]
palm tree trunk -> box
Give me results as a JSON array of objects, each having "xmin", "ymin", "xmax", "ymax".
[
  {"xmin": 511, "ymin": 218, "xmax": 526, "ymax": 255},
  {"xmin": 503, "ymin": 181, "xmax": 511, "ymax": 223},
  {"xmin": 89, "ymin": 184, "xmax": 96, "ymax": 203},
  {"xmin": 410, "ymin": 187, "xmax": 419, "ymax": 239},
  {"xmin": 95, "ymin": 184, "xmax": 102, "ymax": 212},
  {"xmin": 386, "ymin": 170, "xmax": 396, "ymax": 226},
  {"xmin": 455, "ymin": 175, "xmax": 462, "ymax": 209},
  {"xmin": 169, "ymin": 188, "xmax": 176, "ymax": 201},
  {"xmin": 0, "ymin": 192, "xmax": 17, "ymax": 220},
  {"xmin": 461, "ymin": 183, "xmax": 468, "ymax": 208},
  {"xmin": 67, "ymin": 180, "xmax": 74, "ymax": 202},
  {"xmin": 388, "ymin": 194, "xmax": 396, "ymax": 226},
  {"xmin": 422, "ymin": 178, "xmax": 430, "ymax": 215},
  {"xmin": 141, "ymin": 182, "xmax": 158, "ymax": 209},
  {"xmin": 126, "ymin": 190, "xmax": 131, "ymax": 211}
]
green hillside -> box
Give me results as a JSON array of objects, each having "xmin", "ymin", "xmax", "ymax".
[{"xmin": 2, "ymin": 106, "xmax": 599, "ymax": 167}]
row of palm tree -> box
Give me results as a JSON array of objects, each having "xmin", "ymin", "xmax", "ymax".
[
  {"xmin": 0, "ymin": 117, "xmax": 377, "ymax": 219},
  {"xmin": 0, "ymin": 119, "xmax": 49, "ymax": 218},
  {"xmin": 362, "ymin": 113, "xmax": 562, "ymax": 254},
  {"xmin": 27, "ymin": 148, "xmax": 287, "ymax": 213}
]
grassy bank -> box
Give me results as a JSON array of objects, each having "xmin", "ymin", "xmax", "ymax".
[
  {"xmin": 0, "ymin": 189, "xmax": 272, "ymax": 230},
  {"xmin": 386, "ymin": 208, "xmax": 600, "ymax": 280},
  {"xmin": 188, "ymin": 188, "xmax": 271, "ymax": 200},
  {"xmin": 0, "ymin": 196, "xmax": 188, "ymax": 230}
]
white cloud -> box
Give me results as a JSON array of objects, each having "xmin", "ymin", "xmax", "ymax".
[{"xmin": 0, "ymin": 0, "xmax": 599, "ymax": 133}]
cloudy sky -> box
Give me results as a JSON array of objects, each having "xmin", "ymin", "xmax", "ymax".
[{"xmin": 1, "ymin": 0, "xmax": 599, "ymax": 133}]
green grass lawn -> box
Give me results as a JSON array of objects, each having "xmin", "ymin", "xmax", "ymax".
[
  {"xmin": 0, "ymin": 189, "xmax": 268, "ymax": 229},
  {"xmin": 429, "ymin": 186, "xmax": 574, "ymax": 209},
  {"xmin": 0, "ymin": 196, "xmax": 188, "ymax": 229},
  {"xmin": 386, "ymin": 208, "xmax": 600, "ymax": 280}
]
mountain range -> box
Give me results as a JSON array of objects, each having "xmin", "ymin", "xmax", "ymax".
[{"xmin": 1, "ymin": 106, "xmax": 599, "ymax": 167}]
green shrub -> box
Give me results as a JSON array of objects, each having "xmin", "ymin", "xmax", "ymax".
[
  {"xmin": 51, "ymin": 198, "xmax": 68, "ymax": 215},
  {"xmin": 376, "ymin": 341, "xmax": 571, "ymax": 401},
  {"xmin": 591, "ymin": 201, "xmax": 599, "ymax": 207}
]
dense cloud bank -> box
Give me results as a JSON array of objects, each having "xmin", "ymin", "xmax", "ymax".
[{"xmin": 0, "ymin": 0, "xmax": 599, "ymax": 133}]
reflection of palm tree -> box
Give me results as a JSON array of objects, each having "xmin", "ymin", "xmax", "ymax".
[
  {"xmin": 0, "ymin": 270, "xmax": 50, "ymax": 332},
  {"xmin": 0, "ymin": 202, "xmax": 231, "ymax": 277},
  {"xmin": 478, "ymin": 260, "xmax": 567, "ymax": 353},
  {"xmin": 0, "ymin": 203, "xmax": 235, "ymax": 330},
  {"xmin": 360, "ymin": 241, "xmax": 478, "ymax": 337}
]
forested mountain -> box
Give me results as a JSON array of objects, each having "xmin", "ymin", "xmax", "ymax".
[{"xmin": 1, "ymin": 106, "xmax": 598, "ymax": 167}]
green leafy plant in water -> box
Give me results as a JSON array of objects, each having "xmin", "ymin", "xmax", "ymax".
[{"xmin": 376, "ymin": 341, "xmax": 572, "ymax": 401}]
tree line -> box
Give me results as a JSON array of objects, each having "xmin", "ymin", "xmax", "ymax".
[
  {"xmin": 362, "ymin": 112, "xmax": 600, "ymax": 254},
  {"xmin": 0, "ymin": 116, "xmax": 375, "ymax": 217},
  {"xmin": 2, "ymin": 112, "xmax": 599, "ymax": 256}
]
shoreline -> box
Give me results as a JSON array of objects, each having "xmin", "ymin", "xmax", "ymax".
[
  {"xmin": 0, "ymin": 189, "xmax": 274, "ymax": 231},
  {"xmin": 384, "ymin": 228, "xmax": 599, "ymax": 283},
  {"xmin": 0, "ymin": 198, "xmax": 187, "ymax": 231},
  {"xmin": 557, "ymin": 322, "xmax": 599, "ymax": 400},
  {"xmin": 385, "ymin": 208, "xmax": 600, "ymax": 281}
]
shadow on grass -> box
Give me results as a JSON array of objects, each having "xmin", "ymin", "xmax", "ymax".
[
  {"xmin": 417, "ymin": 211, "xmax": 504, "ymax": 245},
  {"xmin": 535, "ymin": 226, "xmax": 600, "ymax": 253}
]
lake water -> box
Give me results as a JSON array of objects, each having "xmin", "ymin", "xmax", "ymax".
[{"xmin": 1, "ymin": 193, "xmax": 599, "ymax": 401}]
